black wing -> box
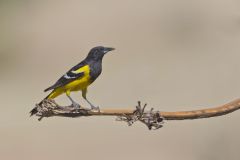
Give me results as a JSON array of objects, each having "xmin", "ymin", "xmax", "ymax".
[{"xmin": 44, "ymin": 61, "xmax": 86, "ymax": 92}]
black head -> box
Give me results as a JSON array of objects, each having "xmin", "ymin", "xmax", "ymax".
[{"xmin": 85, "ymin": 46, "xmax": 115, "ymax": 61}]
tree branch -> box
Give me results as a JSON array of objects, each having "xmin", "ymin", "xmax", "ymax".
[{"xmin": 30, "ymin": 98, "xmax": 240, "ymax": 130}]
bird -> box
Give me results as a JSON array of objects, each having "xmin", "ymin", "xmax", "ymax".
[{"xmin": 41, "ymin": 46, "xmax": 114, "ymax": 110}]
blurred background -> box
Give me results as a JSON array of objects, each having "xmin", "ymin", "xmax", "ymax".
[{"xmin": 1, "ymin": 0, "xmax": 240, "ymax": 159}]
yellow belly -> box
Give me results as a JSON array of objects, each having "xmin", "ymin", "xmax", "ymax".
[
  {"xmin": 47, "ymin": 65, "xmax": 91, "ymax": 99},
  {"xmin": 65, "ymin": 75, "xmax": 91, "ymax": 91}
]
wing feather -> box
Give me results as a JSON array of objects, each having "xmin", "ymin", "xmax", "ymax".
[{"xmin": 44, "ymin": 62, "xmax": 87, "ymax": 92}]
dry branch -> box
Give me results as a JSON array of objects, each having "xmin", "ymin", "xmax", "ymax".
[{"xmin": 30, "ymin": 98, "xmax": 240, "ymax": 130}]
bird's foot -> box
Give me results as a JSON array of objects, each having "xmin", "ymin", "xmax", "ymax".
[
  {"xmin": 72, "ymin": 102, "xmax": 81, "ymax": 109},
  {"xmin": 90, "ymin": 105, "xmax": 100, "ymax": 112}
]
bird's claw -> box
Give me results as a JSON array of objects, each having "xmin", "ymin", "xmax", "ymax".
[
  {"xmin": 91, "ymin": 105, "xmax": 100, "ymax": 112},
  {"xmin": 72, "ymin": 102, "xmax": 81, "ymax": 109}
]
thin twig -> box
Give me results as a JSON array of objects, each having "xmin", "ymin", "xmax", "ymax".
[{"xmin": 30, "ymin": 98, "xmax": 240, "ymax": 130}]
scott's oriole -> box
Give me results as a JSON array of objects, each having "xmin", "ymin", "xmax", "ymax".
[{"xmin": 41, "ymin": 46, "xmax": 114, "ymax": 110}]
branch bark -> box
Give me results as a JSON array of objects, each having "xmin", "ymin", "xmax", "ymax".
[{"xmin": 30, "ymin": 98, "xmax": 240, "ymax": 130}]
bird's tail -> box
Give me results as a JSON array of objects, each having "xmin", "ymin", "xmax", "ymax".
[{"xmin": 44, "ymin": 86, "xmax": 54, "ymax": 92}]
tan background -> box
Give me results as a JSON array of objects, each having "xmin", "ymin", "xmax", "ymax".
[{"xmin": 1, "ymin": 0, "xmax": 240, "ymax": 159}]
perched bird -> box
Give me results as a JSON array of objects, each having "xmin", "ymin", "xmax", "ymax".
[{"xmin": 42, "ymin": 46, "xmax": 114, "ymax": 110}]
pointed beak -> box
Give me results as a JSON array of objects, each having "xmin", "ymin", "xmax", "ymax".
[{"xmin": 104, "ymin": 47, "xmax": 115, "ymax": 54}]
